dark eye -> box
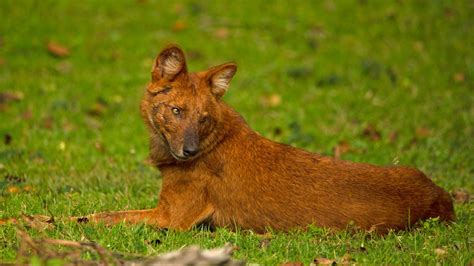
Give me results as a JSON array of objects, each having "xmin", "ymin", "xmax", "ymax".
[
  {"xmin": 199, "ymin": 116, "xmax": 209, "ymax": 123},
  {"xmin": 171, "ymin": 107, "xmax": 180, "ymax": 115}
]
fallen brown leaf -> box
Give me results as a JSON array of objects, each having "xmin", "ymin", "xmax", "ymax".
[
  {"xmin": 215, "ymin": 27, "xmax": 230, "ymax": 39},
  {"xmin": 415, "ymin": 127, "xmax": 431, "ymax": 138},
  {"xmin": 453, "ymin": 72, "xmax": 465, "ymax": 83},
  {"xmin": 451, "ymin": 188, "xmax": 471, "ymax": 204},
  {"xmin": 173, "ymin": 20, "xmax": 187, "ymax": 32},
  {"xmin": 434, "ymin": 247, "xmax": 448, "ymax": 256},
  {"xmin": 22, "ymin": 109, "xmax": 32, "ymax": 120},
  {"xmin": 312, "ymin": 258, "xmax": 336, "ymax": 265},
  {"xmin": 42, "ymin": 116, "xmax": 54, "ymax": 129},
  {"xmin": 260, "ymin": 94, "xmax": 282, "ymax": 107},
  {"xmin": 388, "ymin": 130, "xmax": 398, "ymax": 143},
  {"xmin": 23, "ymin": 185, "xmax": 36, "ymax": 192},
  {"xmin": 5, "ymin": 174, "xmax": 25, "ymax": 183},
  {"xmin": 61, "ymin": 121, "xmax": 76, "ymax": 132},
  {"xmin": 7, "ymin": 186, "xmax": 20, "ymax": 194},
  {"xmin": 87, "ymin": 102, "xmax": 107, "ymax": 117},
  {"xmin": 362, "ymin": 124, "xmax": 381, "ymax": 141},
  {"xmin": 87, "ymin": 98, "xmax": 109, "ymax": 117},
  {"xmin": 0, "ymin": 90, "xmax": 24, "ymax": 103},
  {"xmin": 94, "ymin": 141, "xmax": 106, "ymax": 152},
  {"xmin": 47, "ymin": 41, "xmax": 70, "ymax": 58}
]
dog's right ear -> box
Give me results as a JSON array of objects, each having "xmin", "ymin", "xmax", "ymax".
[{"xmin": 152, "ymin": 45, "xmax": 187, "ymax": 81}]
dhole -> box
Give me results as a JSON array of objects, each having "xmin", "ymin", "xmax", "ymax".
[{"xmin": 2, "ymin": 45, "xmax": 455, "ymax": 234}]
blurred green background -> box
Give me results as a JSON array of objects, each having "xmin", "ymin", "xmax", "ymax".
[{"xmin": 0, "ymin": 0, "xmax": 473, "ymax": 264}]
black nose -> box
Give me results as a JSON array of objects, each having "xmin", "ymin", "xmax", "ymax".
[{"xmin": 183, "ymin": 146, "xmax": 199, "ymax": 157}]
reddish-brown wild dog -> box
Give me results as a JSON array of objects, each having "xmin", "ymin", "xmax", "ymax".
[{"xmin": 2, "ymin": 45, "xmax": 455, "ymax": 234}]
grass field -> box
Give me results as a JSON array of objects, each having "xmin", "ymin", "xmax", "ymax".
[{"xmin": 1, "ymin": 0, "xmax": 473, "ymax": 264}]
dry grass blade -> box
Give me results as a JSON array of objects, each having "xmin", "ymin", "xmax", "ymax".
[{"xmin": 15, "ymin": 228, "xmax": 120, "ymax": 265}]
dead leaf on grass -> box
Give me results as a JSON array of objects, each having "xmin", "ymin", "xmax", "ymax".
[
  {"xmin": 22, "ymin": 185, "xmax": 36, "ymax": 192},
  {"xmin": 434, "ymin": 247, "xmax": 448, "ymax": 256},
  {"xmin": 388, "ymin": 130, "xmax": 398, "ymax": 143},
  {"xmin": 42, "ymin": 116, "xmax": 54, "ymax": 129},
  {"xmin": 5, "ymin": 174, "xmax": 25, "ymax": 183},
  {"xmin": 22, "ymin": 109, "xmax": 32, "ymax": 120},
  {"xmin": 215, "ymin": 27, "xmax": 230, "ymax": 39},
  {"xmin": 94, "ymin": 141, "xmax": 106, "ymax": 153},
  {"xmin": 311, "ymin": 258, "xmax": 336, "ymax": 265},
  {"xmin": 452, "ymin": 188, "xmax": 471, "ymax": 204},
  {"xmin": 61, "ymin": 121, "xmax": 76, "ymax": 132},
  {"xmin": 0, "ymin": 91, "xmax": 24, "ymax": 104},
  {"xmin": 453, "ymin": 72, "xmax": 465, "ymax": 83},
  {"xmin": 260, "ymin": 94, "xmax": 282, "ymax": 107},
  {"xmin": 173, "ymin": 20, "xmax": 187, "ymax": 32},
  {"xmin": 87, "ymin": 97, "xmax": 109, "ymax": 117},
  {"xmin": 7, "ymin": 185, "xmax": 20, "ymax": 194},
  {"xmin": 415, "ymin": 127, "xmax": 431, "ymax": 138},
  {"xmin": 47, "ymin": 41, "xmax": 70, "ymax": 58},
  {"xmin": 362, "ymin": 124, "xmax": 381, "ymax": 141}
]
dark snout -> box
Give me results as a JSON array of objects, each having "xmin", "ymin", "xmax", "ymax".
[{"xmin": 183, "ymin": 129, "xmax": 199, "ymax": 158}]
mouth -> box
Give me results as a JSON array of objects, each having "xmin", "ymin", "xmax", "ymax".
[
  {"xmin": 170, "ymin": 152, "xmax": 191, "ymax": 161},
  {"xmin": 156, "ymin": 131, "xmax": 192, "ymax": 161}
]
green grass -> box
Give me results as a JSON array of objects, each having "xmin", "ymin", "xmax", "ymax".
[{"xmin": 1, "ymin": 0, "xmax": 473, "ymax": 264}]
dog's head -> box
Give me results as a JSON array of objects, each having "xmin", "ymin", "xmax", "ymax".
[{"xmin": 140, "ymin": 45, "xmax": 237, "ymax": 162}]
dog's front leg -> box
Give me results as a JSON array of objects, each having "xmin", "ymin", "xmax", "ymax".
[{"xmin": 71, "ymin": 208, "xmax": 166, "ymax": 227}]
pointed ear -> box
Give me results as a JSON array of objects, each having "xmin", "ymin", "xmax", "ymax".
[
  {"xmin": 207, "ymin": 63, "xmax": 237, "ymax": 98},
  {"xmin": 152, "ymin": 45, "xmax": 187, "ymax": 81}
]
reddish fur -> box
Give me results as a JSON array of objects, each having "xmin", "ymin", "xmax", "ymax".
[{"xmin": 1, "ymin": 45, "xmax": 454, "ymax": 234}]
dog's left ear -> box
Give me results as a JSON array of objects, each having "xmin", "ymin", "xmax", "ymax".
[
  {"xmin": 207, "ymin": 63, "xmax": 237, "ymax": 98},
  {"xmin": 152, "ymin": 45, "xmax": 187, "ymax": 81}
]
